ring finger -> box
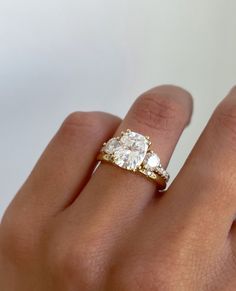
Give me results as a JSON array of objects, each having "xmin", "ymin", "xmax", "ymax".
[{"xmin": 66, "ymin": 85, "xmax": 193, "ymax": 228}]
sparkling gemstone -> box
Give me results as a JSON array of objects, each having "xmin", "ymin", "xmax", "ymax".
[
  {"xmin": 113, "ymin": 131, "xmax": 149, "ymax": 170},
  {"xmin": 103, "ymin": 138, "xmax": 121, "ymax": 154},
  {"xmin": 143, "ymin": 152, "xmax": 160, "ymax": 171}
]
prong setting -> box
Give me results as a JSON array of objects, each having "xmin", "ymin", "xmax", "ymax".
[{"xmin": 98, "ymin": 129, "xmax": 169, "ymax": 187}]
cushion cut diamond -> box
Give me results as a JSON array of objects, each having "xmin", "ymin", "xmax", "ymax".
[{"xmin": 113, "ymin": 131, "xmax": 149, "ymax": 170}]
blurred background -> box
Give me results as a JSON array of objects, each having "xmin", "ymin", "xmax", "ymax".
[{"xmin": 0, "ymin": 0, "xmax": 236, "ymax": 217}]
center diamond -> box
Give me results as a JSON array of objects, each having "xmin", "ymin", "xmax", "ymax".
[{"xmin": 113, "ymin": 131, "xmax": 149, "ymax": 170}]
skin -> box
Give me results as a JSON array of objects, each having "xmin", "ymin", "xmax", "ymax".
[{"xmin": 1, "ymin": 85, "xmax": 236, "ymax": 290}]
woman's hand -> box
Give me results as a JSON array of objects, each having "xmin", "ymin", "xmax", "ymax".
[{"xmin": 1, "ymin": 85, "xmax": 236, "ymax": 291}]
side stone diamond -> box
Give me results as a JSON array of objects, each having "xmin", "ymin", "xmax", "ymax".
[
  {"xmin": 143, "ymin": 152, "xmax": 160, "ymax": 171},
  {"xmin": 103, "ymin": 138, "xmax": 121, "ymax": 155}
]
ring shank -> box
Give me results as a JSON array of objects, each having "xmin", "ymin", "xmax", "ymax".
[{"xmin": 97, "ymin": 152, "xmax": 167, "ymax": 190}]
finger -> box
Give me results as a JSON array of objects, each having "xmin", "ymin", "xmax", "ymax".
[
  {"xmin": 4, "ymin": 112, "xmax": 121, "ymax": 222},
  {"xmin": 68, "ymin": 86, "xmax": 193, "ymax": 229},
  {"xmin": 157, "ymin": 86, "xmax": 236, "ymax": 245}
]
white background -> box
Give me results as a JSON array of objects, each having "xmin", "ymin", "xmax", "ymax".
[{"xmin": 0, "ymin": 0, "xmax": 236, "ymax": 217}]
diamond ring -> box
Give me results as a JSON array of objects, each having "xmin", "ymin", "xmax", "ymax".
[{"xmin": 97, "ymin": 129, "xmax": 169, "ymax": 190}]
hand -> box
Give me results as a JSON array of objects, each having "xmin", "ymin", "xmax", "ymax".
[{"xmin": 1, "ymin": 85, "xmax": 236, "ymax": 291}]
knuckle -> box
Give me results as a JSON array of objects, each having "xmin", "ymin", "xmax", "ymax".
[
  {"xmin": 59, "ymin": 112, "xmax": 103, "ymax": 143},
  {"xmin": 61, "ymin": 112, "xmax": 100, "ymax": 138},
  {"xmin": 111, "ymin": 258, "xmax": 176, "ymax": 291},
  {"xmin": 131, "ymin": 89, "xmax": 191, "ymax": 132},
  {"xmin": 111, "ymin": 236, "xmax": 201, "ymax": 291},
  {"xmin": 50, "ymin": 238, "xmax": 104, "ymax": 290},
  {"xmin": 0, "ymin": 212, "xmax": 36, "ymax": 262}
]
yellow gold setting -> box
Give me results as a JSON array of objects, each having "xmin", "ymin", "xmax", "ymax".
[{"xmin": 97, "ymin": 129, "xmax": 170, "ymax": 190}]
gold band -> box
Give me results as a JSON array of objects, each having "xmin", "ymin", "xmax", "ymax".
[{"xmin": 97, "ymin": 152, "xmax": 167, "ymax": 190}]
